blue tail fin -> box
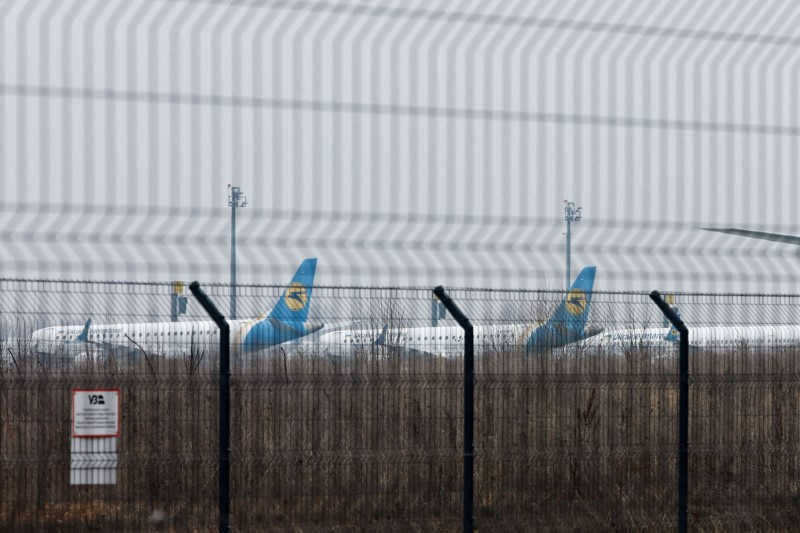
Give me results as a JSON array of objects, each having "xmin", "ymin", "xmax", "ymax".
[
  {"xmin": 526, "ymin": 266, "xmax": 597, "ymax": 350},
  {"xmin": 267, "ymin": 258, "xmax": 317, "ymax": 323},
  {"xmin": 76, "ymin": 319, "xmax": 91, "ymax": 341},
  {"xmin": 374, "ymin": 324, "xmax": 388, "ymax": 346},
  {"xmin": 550, "ymin": 266, "xmax": 596, "ymax": 331}
]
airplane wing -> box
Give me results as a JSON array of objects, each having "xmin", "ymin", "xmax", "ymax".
[
  {"xmin": 74, "ymin": 322, "xmax": 149, "ymax": 359},
  {"xmin": 701, "ymin": 227, "xmax": 800, "ymax": 245},
  {"xmin": 267, "ymin": 317, "xmax": 325, "ymax": 335},
  {"xmin": 377, "ymin": 343, "xmax": 442, "ymax": 359}
]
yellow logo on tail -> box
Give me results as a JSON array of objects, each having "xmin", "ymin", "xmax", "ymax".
[
  {"xmin": 565, "ymin": 289, "xmax": 587, "ymax": 316},
  {"xmin": 285, "ymin": 282, "xmax": 308, "ymax": 311}
]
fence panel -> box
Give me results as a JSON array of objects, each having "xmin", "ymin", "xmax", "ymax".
[
  {"xmin": 2, "ymin": 281, "xmax": 800, "ymax": 529},
  {"xmin": 0, "ymin": 280, "xmax": 220, "ymax": 531},
  {"xmin": 681, "ymin": 293, "xmax": 800, "ymax": 530}
]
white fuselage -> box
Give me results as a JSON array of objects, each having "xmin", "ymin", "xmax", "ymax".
[
  {"xmin": 306, "ymin": 323, "xmax": 540, "ymax": 357},
  {"xmin": 677, "ymin": 325, "xmax": 800, "ymax": 348},
  {"xmin": 31, "ymin": 316, "xmax": 271, "ymax": 358},
  {"xmin": 579, "ymin": 325, "xmax": 800, "ymax": 351}
]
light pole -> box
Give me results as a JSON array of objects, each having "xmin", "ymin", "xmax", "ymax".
[
  {"xmin": 229, "ymin": 185, "xmax": 247, "ymax": 319},
  {"xmin": 564, "ymin": 200, "xmax": 582, "ymax": 291}
]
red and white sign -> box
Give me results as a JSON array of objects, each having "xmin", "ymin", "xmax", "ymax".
[{"xmin": 72, "ymin": 389, "xmax": 120, "ymax": 438}]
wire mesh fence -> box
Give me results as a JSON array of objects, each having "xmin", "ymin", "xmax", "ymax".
[{"xmin": 2, "ymin": 279, "xmax": 800, "ymax": 530}]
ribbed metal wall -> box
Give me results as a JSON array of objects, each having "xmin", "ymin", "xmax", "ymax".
[{"xmin": 1, "ymin": 0, "xmax": 799, "ymax": 291}]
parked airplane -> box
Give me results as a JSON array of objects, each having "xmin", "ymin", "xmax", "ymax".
[
  {"xmin": 600, "ymin": 226, "xmax": 800, "ymax": 352},
  {"xmin": 578, "ymin": 294, "xmax": 800, "ymax": 354},
  {"xmin": 578, "ymin": 324, "xmax": 800, "ymax": 352},
  {"xmin": 31, "ymin": 258, "xmax": 323, "ymax": 358},
  {"xmin": 305, "ymin": 266, "xmax": 599, "ymax": 357}
]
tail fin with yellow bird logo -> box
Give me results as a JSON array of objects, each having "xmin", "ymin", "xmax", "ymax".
[
  {"xmin": 237, "ymin": 258, "xmax": 323, "ymax": 352},
  {"xmin": 266, "ymin": 258, "xmax": 317, "ymax": 323},
  {"xmin": 525, "ymin": 266, "xmax": 598, "ymax": 351}
]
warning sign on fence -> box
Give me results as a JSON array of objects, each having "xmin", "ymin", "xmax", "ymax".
[
  {"xmin": 72, "ymin": 389, "xmax": 120, "ymax": 438},
  {"xmin": 71, "ymin": 389, "xmax": 120, "ymax": 485}
]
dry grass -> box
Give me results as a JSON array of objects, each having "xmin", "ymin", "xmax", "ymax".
[{"xmin": 2, "ymin": 341, "xmax": 800, "ymax": 530}]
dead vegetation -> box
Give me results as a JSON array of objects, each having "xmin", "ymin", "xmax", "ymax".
[{"xmin": 2, "ymin": 339, "xmax": 800, "ymax": 531}]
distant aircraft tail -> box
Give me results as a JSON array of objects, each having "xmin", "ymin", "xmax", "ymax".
[
  {"xmin": 374, "ymin": 324, "xmax": 389, "ymax": 346},
  {"xmin": 267, "ymin": 258, "xmax": 317, "ymax": 323},
  {"xmin": 525, "ymin": 266, "xmax": 597, "ymax": 351},
  {"xmin": 237, "ymin": 258, "xmax": 323, "ymax": 352},
  {"xmin": 664, "ymin": 306, "xmax": 682, "ymax": 342},
  {"xmin": 76, "ymin": 319, "xmax": 91, "ymax": 342}
]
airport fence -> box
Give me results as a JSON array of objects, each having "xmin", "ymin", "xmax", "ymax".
[{"xmin": 2, "ymin": 279, "xmax": 800, "ymax": 530}]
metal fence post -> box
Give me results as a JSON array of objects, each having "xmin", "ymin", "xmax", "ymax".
[
  {"xmin": 650, "ymin": 290, "xmax": 688, "ymax": 533},
  {"xmin": 433, "ymin": 286, "xmax": 473, "ymax": 532},
  {"xmin": 190, "ymin": 282, "xmax": 231, "ymax": 533}
]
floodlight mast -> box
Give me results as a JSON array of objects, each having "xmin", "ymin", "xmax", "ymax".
[
  {"xmin": 229, "ymin": 185, "xmax": 247, "ymax": 319},
  {"xmin": 564, "ymin": 200, "xmax": 582, "ymax": 292}
]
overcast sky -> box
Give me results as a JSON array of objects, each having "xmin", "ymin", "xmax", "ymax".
[{"xmin": 2, "ymin": 0, "xmax": 800, "ymax": 292}]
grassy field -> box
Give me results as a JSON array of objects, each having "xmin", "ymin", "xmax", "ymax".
[{"xmin": 2, "ymin": 341, "xmax": 800, "ymax": 531}]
